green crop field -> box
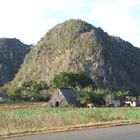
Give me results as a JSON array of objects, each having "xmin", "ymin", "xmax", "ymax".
[{"xmin": 0, "ymin": 107, "xmax": 140, "ymax": 137}]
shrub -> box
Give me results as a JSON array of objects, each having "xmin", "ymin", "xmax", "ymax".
[
  {"xmin": 8, "ymin": 81, "xmax": 48, "ymax": 101},
  {"xmin": 52, "ymin": 72, "xmax": 93, "ymax": 88},
  {"xmin": 77, "ymin": 88, "xmax": 111, "ymax": 105}
]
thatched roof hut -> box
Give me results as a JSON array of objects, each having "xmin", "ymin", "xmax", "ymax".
[{"xmin": 49, "ymin": 88, "xmax": 80, "ymax": 107}]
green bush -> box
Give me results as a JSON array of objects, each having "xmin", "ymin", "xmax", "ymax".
[
  {"xmin": 52, "ymin": 72, "xmax": 93, "ymax": 88},
  {"xmin": 114, "ymin": 90, "xmax": 129, "ymax": 100},
  {"xmin": 77, "ymin": 88, "xmax": 111, "ymax": 105},
  {"xmin": 8, "ymin": 80, "xmax": 48, "ymax": 101}
]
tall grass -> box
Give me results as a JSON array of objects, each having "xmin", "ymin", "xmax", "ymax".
[{"xmin": 0, "ymin": 107, "xmax": 140, "ymax": 136}]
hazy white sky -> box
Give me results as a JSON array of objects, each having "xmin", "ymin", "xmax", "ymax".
[{"xmin": 0, "ymin": 0, "xmax": 140, "ymax": 47}]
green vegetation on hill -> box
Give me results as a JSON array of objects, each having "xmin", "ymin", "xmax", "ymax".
[
  {"xmin": 52, "ymin": 72, "xmax": 93, "ymax": 88},
  {"xmin": 7, "ymin": 19, "xmax": 140, "ymax": 96},
  {"xmin": 9, "ymin": 19, "xmax": 100, "ymax": 87}
]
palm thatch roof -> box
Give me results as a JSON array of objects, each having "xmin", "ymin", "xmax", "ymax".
[{"xmin": 49, "ymin": 88, "xmax": 80, "ymax": 107}]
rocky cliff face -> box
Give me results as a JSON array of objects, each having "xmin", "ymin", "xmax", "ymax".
[
  {"xmin": 0, "ymin": 38, "xmax": 30, "ymax": 87},
  {"xmin": 10, "ymin": 19, "xmax": 140, "ymax": 94}
]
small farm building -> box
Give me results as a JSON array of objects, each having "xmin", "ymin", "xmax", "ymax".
[
  {"xmin": 124, "ymin": 96, "xmax": 139, "ymax": 107},
  {"xmin": 49, "ymin": 88, "xmax": 80, "ymax": 107},
  {"xmin": 0, "ymin": 94, "xmax": 10, "ymax": 102}
]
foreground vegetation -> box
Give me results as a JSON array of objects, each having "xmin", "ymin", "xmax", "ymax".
[
  {"xmin": 1, "ymin": 72, "xmax": 129, "ymax": 107},
  {"xmin": 0, "ymin": 107, "xmax": 140, "ymax": 137}
]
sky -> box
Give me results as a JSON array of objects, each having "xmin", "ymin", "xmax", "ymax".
[{"xmin": 0, "ymin": 0, "xmax": 140, "ymax": 47}]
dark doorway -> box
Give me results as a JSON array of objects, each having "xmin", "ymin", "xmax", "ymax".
[{"xmin": 55, "ymin": 101, "xmax": 60, "ymax": 107}]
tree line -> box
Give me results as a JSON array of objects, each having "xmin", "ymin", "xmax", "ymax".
[{"xmin": 0, "ymin": 72, "xmax": 129, "ymax": 105}]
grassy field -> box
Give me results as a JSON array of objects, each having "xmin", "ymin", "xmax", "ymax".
[{"xmin": 0, "ymin": 105, "xmax": 140, "ymax": 137}]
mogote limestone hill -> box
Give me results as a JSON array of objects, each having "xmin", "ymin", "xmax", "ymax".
[{"xmin": 9, "ymin": 19, "xmax": 140, "ymax": 95}]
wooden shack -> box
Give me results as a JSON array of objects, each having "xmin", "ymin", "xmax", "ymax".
[{"xmin": 49, "ymin": 88, "xmax": 80, "ymax": 107}]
